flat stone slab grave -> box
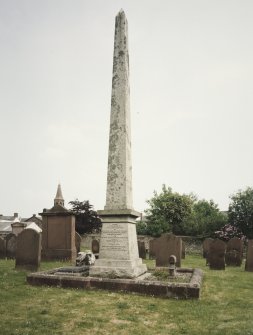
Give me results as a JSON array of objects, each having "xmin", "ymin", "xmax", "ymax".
[{"xmin": 27, "ymin": 267, "xmax": 203, "ymax": 299}]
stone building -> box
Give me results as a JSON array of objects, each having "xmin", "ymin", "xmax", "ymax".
[
  {"xmin": 41, "ymin": 184, "xmax": 76, "ymax": 261},
  {"xmin": 0, "ymin": 213, "xmax": 41, "ymax": 237}
]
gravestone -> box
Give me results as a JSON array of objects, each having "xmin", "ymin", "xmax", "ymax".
[
  {"xmin": 75, "ymin": 232, "xmax": 82, "ymax": 253},
  {"xmin": 209, "ymin": 239, "xmax": 226, "ymax": 270},
  {"xmin": 155, "ymin": 233, "xmax": 182, "ymax": 267},
  {"xmin": 203, "ymin": 238, "xmax": 213, "ymax": 259},
  {"xmin": 138, "ymin": 241, "xmax": 146, "ymax": 259},
  {"xmin": 15, "ymin": 229, "xmax": 41, "ymax": 271},
  {"xmin": 149, "ymin": 238, "xmax": 158, "ymax": 259},
  {"xmin": 6, "ymin": 233, "xmax": 17, "ymax": 259},
  {"xmin": 91, "ymin": 239, "xmax": 100, "ymax": 254},
  {"xmin": 0, "ymin": 237, "xmax": 6, "ymax": 259},
  {"xmin": 225, "ymin": 237, "xmax": 243, "ymax": 266},
  {"xmin": 182, "ymin": 241, "xmax": 186, "ymax": 259},
  {"xmin": 245, "ymin": 240, "xmax": 253, "ymax": 272}
]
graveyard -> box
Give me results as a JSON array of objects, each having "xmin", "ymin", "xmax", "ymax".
[
  {"xmin": 26, "ymin": 232, "xmax": 202, "ymax": 299},
  {"xmin": 1, "ymin": 4, "xmax": 253, "ymax": 335},
  {"xmin": 1, "ymin": 253, "xmax": 253, "ymax": 335}
]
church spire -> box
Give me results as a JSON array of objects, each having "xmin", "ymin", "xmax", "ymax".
[{"xmin": 54, "ymin": 184, "xmax": 64, "ymax": 207}]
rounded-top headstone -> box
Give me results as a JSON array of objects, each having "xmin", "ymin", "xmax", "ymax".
[{"xmin": 15, "ymin": 228, "xmax": 41, "ymax": 271}]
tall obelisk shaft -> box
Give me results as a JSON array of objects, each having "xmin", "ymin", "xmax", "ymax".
[
  {"xmin": 105, "ymin": 9, "xmax": 132, "ymax": 210},
  {"xmin": 90, "ymin": 10, "xmax": 147, "ymax": 279}
]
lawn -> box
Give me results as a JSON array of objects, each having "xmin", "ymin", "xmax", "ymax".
[{"xmin": 0, "ymin": 255, "xmax": 253, "ymax": 335}]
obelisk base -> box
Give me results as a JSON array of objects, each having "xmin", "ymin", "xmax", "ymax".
[
  {"xmin": 89, "ymin": 258, "xmax": 147, "ymax": 279},
  {"xmin": 89, "ymin": 210, "xmax": 147, "ymax": 279}
]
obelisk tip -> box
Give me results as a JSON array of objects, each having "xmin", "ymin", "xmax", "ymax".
[{"xmin": 118, "ymin": 8, "xmax": 125, "ymax": 16}]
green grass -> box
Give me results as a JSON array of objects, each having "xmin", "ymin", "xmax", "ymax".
[{"xmin": 0, "ymin": 256, "xmax": 253, "ymax": 335}]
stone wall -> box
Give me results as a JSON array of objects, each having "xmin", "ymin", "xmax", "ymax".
[
  {"xmin": 81, "ymin": 234, "xmax": 203, "ymax": 255},
  {"xmin": 81, "ymin": 234, "xmax": 101, "ymax": 250}
]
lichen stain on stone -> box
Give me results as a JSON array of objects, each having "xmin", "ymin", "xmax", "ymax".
[
  {"xmin": 111, "ymin": 99, "xmax": 117, "ymax": 109},
  {"xmin": 105, "ymin": 11, "xmax": 133, "ymax": 210},
  {"xmin": 112, "ymin": 74, "xmax": 119, "ymax": 89},
  {"xmin": 108, "ymin": 170, "xmax": 118, "ymax": 182},
  {"xmin": 109, "ymin": 141, "xmax": 117, "ymax": 154},
  {"xmin": 113, "ymin": 55, "xmax": 119, "ymax": 68},
  {"xmin": 110, "ymin": 164, "xmax": 117, "ymax": 171}
]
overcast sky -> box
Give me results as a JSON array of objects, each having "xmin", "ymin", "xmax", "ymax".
[{"xmin": 1, "ymin": 0, "xmax": 253, "ymax": 217}]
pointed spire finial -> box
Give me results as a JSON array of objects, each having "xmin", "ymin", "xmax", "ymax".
[{"xmin": 54, "ymin": 184, "xmax": 65, "ymax": 207}]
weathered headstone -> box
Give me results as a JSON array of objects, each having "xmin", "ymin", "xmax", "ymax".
[
  {"xmin": 75, "ymin": 232, "xmax": 82, "ymax": 253},
  {"xmin": 6, "ymin": 233, "xmax": 17, "ymax": 259},
  {"xmin": 209, "ymin": 239, "xmax": 226, "ymax": 270},
  {"xmin": 155, "ymin": 233, "xmax": 182, "ymax": 267},
  {"xmin": 203, "ymin": 238, "xmax": 213, "ymax": 259},
  {"xmin": 245, "ymin": 240, "xmax": 253, "ymax": 272},
  {"xmin": 138, "ymin": 241, "xmax": 146, "ymax": 259},
  {"xmin": 89, "ymin": 10, "xmax": 147, "ymax": 278},
  {"xmin": 182, "ymin": 241, "xmax": 186, "ymax": 259},
  {"xmin": 0, "ymin": 237, "xmax": 6, "ymax": 259},
  {"xmin": 225, "ymin": 237, "xmax": 243, "ymax": 266},
  {"xmin": 92, "ymin": 239, "xmax": 100, "ymax": 254},
  {"xmin": 15, "ymin": 229, "xmax": 41, "ymax": 271},
  {"xmin": 149, "ymin": 238, "xmax": 158, "ymax": 259}
]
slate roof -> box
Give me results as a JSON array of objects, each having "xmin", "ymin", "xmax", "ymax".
[
  {"xmin": 0, "ymin": 221, "xmax": 12, "ymax": 233},
  {"xmin": 0, "ymin": 219, "xmax": 42, "ymax": 234},
  {"xmin": 21, "ymin": 215, "xmax": 42, "ymax": 223},
  {"xmin": 44, "ymin": 204, "xmax": 69, "ymax": 213},
  {"xmin": 0, "ymin": 216, "xmax": 17, "ymax": 221}
]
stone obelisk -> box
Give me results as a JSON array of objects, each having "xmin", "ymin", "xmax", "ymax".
[{"xmin": 89, "ymin": 10, "xmax": 147, "ymax": 278}]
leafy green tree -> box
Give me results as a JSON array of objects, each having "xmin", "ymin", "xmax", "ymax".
[
  {"xmin": 145, "ymin": 185, "xmax": 193, "ymax": 237},
  {"xmin": 188, "ymin": 199, "xmax": 227, "ymax": 236},
  {"xmin": 69, "ymin": 199, "xmax": 102, "ymax": 235},
  {"xmin": 144, "ymin": 185, "xmax": 227, "ymax": 237},
  {"xmin": 228, "ymin": 187, "xmax": 253, "ymax": 239},
  {"xmin": 136, "ymin": 220, "xmax": 148, "ymax": 235}
]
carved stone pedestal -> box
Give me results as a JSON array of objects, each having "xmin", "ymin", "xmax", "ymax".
[{"xmin": 89, "ymin": 210, "xmax": 147, "ymax": 278}]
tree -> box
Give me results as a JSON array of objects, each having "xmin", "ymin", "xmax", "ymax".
[
  {"xmin": 144, "ymin": 185, "xmax": 227, "ymax": 237},
  {"xmin": 228, "ymin": 187, "xmax": 253, "ymax": 239},
  {"xmin": 69, "ymin": 199, "xmax": 102, "ymax": 235},
  {"xmin": 136, "ymin": 220, "xmax": 148, "ymax": 235},
  {"xmin": 145, "ymin": 185, "xmax": 193, "ymax": 237},
  {"xmin": 188, "ymin": 199, "xmax": 227, "ymax": 236}
]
